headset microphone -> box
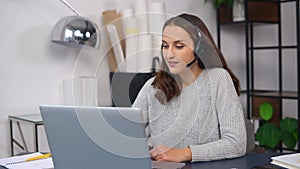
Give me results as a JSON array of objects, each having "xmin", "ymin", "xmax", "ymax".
[{"xmin": 185, "ymin": 56, "xmax": 198, "ymax": 68}]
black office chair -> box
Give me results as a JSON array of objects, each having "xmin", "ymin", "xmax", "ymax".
[
  {"xmin": 245, "ymin": 118, "xmax": 255, "ymax": 154},
  {"xmin": 110, "ymin": 72, "xmax": 155, "ymax": 107},
  {"xmin": 110, "ymin": 57, "xmax": 159, "ymax": 107}
]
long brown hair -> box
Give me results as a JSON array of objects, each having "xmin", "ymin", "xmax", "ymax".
[{"xmin": 152, "ymin": 13, "xmax": 240, "ymax": 104}]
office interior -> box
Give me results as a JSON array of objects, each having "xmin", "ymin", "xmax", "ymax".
[{"xmin": 0, "ymin": 0, "xmax": 298, "ymax": 159}]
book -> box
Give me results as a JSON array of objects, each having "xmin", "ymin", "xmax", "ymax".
[
  {"xmin": 0, "ymin": 152, "xmax": 53, "ymax": 169},
  {"xmin": 271, "ymin": 153, "xmax": 300, "ymax": 169}
]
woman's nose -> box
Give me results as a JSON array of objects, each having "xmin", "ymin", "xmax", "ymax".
[{"xmin": 165, "ymin": 47, "xmax": 175, "ymax": 58}]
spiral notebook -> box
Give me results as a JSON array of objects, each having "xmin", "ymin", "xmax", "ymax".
[{"xmin": 0, "ymin": 152, "xmax": 53, "ymax": 169}]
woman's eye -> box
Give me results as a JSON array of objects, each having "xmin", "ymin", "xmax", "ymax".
[
  {"xmin": 176, "ymin": 45, "xmax": 184, "ymax": 49},
  {"xmin": 162, "ymin": 44, "xmax": 169, "ymax": 49}
]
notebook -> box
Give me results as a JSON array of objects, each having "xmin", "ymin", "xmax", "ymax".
[
  {"xmin": 271, "ymin": 153, "xmax": 300, "ymax": 169},
  {"xmin": 40, "ymin": 105, "xmax": 185, "ymax": 169},
  {"xmin": 0, "ymin": 152, "xmax": 53, "ymax": 169}
]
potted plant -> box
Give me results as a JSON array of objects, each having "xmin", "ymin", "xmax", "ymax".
[
  {"xmin": 255, "ymin": 102, "xmax": 298, "ymax": 150},
  {"xmin": 206, "ymin": 0, "xmax": 234, "ymax": 8},
  {"xmin": 206, "ymin": 0, "xmax": 245, "ymax": 23}
]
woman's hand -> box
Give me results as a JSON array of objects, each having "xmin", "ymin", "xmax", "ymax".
[{"xmin": 149, "ymin": 145, "xmax": 192, "ymax": 162}]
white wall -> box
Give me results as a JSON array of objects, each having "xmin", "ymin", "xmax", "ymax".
[
  {"xmin": 0, "ymin": 0, "xmax": 218, "ymax": 158},
  {"xmin": 2, "ymin": 0, "xmax": 296, "ymax": 158}
]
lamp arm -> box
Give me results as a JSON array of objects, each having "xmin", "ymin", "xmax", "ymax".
[{"xmin": 59, "ymin": 0, "xmax": 80, "ymax": 16}]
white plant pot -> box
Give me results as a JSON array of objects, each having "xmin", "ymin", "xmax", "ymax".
[{"xmin": 233, "ymin": 0, "xmax": 245, "ymax": 22}]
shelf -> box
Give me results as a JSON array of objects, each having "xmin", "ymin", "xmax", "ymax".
[
  {"xmin": 249, "ymin": 45, "xmax": 299, "ymax": 50},
  {"xmin": 249, "ymin": 90, "xmax": 298, "ymax": 99},
  {"xmin": 217, "ymin": 0, "xmax": 300, "ymax": 152},
  {"xmin": 219, "ymin": 0, "xmax": 279, "ymax": 24},
  {"xmin": 220, "ymin": 21, "xmax": 279, "ymax": 26},
  {"xmin": 281, "ymin": 0, "xmax": 299, "ymax": 3}
]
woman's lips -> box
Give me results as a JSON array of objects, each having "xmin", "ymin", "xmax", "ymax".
[{"xmin": 168, "ymin": 61, "xmax": 178, "ymax": 67}]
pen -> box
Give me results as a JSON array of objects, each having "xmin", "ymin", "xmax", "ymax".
[{"xmin": 25, "ymin": 153, "xmax": 52, "ymax": 162}]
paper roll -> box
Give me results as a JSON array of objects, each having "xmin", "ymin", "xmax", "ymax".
[
  {"xmin": 125, "ymin": 36, "xmax": 139, "ymax": 72},
  {"xmin": 63, "ymin": 77, "xmax": 98, "ymax": 106},
  {"xmin": 121, "ymin": 8, "xmax": 133, "ymax": 17},
  {"xmin": 135, "ymin": 0, "xmax": 148, "ymax": 34},
  {"xmin": 124, "ymin": 16, "xmax": 139, "ymax": 72},
  {"xmin": 137, "ymin": 34, "xmax": 153, "ymax": 73},
  {"xmin": 107, "ymin": 24, "xmax": 126, "ymax": 72},
  {"xmin": 81, "ymin": 77, "xmax": 98, "ymax": 106},
  {"xmin": 148, "ymin": 2, "xmax": 166, "ymax": 34},
  {"xmin": 152, "ymin": 35, "xmax": 162, "ymax": 70},
  {"xmin": 124, "ymin": 16, "xmax": 139, "ymax": 37},
  {"xmin": 121, "ymin": 8, "xmax": 133, "ymax": 37},
  {"xmin": 102, "ymin": 10, "xmax": 124, "ymax": 72}
]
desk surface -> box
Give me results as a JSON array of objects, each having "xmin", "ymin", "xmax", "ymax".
[
  {"xmin": 9, "ymin": 114, "xmax": 43, "ymax": 124},
  {"xmin": 183, "ymin": 152, "xmax": 280, "ymax": 169},
  {"xmin": 0, "ymin": 152, "xmax": 280, "ymax": 169}
]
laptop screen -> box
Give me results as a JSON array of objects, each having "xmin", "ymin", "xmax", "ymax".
[{"xmin": 40, "ymin": 105, "xmax": 152, "ymax": 169}]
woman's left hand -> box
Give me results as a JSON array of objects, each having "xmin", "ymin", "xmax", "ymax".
[{"xmin": 149, "ymin": 145, "xmax": 192, "ymax": 162}]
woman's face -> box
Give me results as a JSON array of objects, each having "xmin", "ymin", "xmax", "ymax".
[{"xmin": 162, "ymin": 25, "xmax": 196, "ymax": 75}]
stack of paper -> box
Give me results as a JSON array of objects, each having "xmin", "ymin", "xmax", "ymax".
[
  {"xmin": 271, "ymin": 153, "xmax": 300, "ymax": 169},
  {"xmin": 0, "ymin": 152, "xmax": 53, "ymax": 169}
]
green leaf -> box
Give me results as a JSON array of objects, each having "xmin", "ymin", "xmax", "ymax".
[
  {"xmin": 209, "ymin": 0, "xmax": 234, "ymax": 8},
  {"xmin": 280, "ymin": 117, "xmax": 298, "ymax": 133},
  {"xmin": 292, "ymin": 130, "xmax": 298, "ymax": 140},
  {"xmin": 214, "ymin": 0, "xmax": 223, "ymax": 7},
  {"xmin": 225, "ymin": 0, "xmax": 234, "ymax": 7},
  {"xmin": 259, "ymin": 102, "xmax": 273, "ymax": 121},
  {"xmin": 255, "ymin": 123, "xmax": 281, "ymax": 149},
  {"xmin": 281, "ymin": 131, "xmax": 297, "ymax": 149}
]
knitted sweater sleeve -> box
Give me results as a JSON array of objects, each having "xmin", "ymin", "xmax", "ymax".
[
  {"xmin": 132, "ymin": 77, "xmax": 154, "ymax": 113},
  {"xmin": 132, "ymin": 78, "xmax": 154, "ymax": 137},
  {"xmin": 189, "ymin": 69, "xmax": 247, "ymax": 162}
]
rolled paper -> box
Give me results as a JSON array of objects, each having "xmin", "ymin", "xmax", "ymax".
[
  {"xmin": 107, "ymin": 24, "xmax": 126, "ymax": 72},
  {"xmin": 121, "ymin": 8, "xmax": 133, "ymax": 38},
  {"xmin": 102, "ymin": 10, "xmax": 118, "ymax": 72},
  {"xmin": 152, "ymin": 34, "xmax": 162, "ymax": 70},
  {"xmin": 137, "ymin": 34, "xmax": 153, "ymax": 73},
  {"xmin": 124, "ymin": 16, "xmax": 139, "ymax": 72},
  {"xmin": 102, "ymin": 10, "xmax": 124, "ymax": 72},
  {"xmin": 124, "ymin": 16, "xmax": 139, "ymax": 40},
  {"xmin": 125, "ymin": 36, "xmax": 139, "ymax": 72},
  {"xmin": 63, "ymin": 77, "xmax": 98, "ymax": 106},
  {"xmin": 148, "ymin": 2, "xmax": 166, "ymax": 34},
  {"xmin": 134, "ymin": 0, "xmax": 148, "ymax": 34},
  {"xmin": 121, "ymin": 8, "xmax": 133, "ymax": 18},
  {"xmin": 81, "ymin": 77, "xmax": 98, "ymax": 106},
  {"xmin": 147, "ymin": 2, "xmax": 165, "ymax": 72}
]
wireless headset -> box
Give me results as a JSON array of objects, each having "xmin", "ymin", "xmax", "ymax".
[
  {"xmin": 178, "ymin": 16, "xmax": 203, "ymax": 68},
  {"xmin": 179, "ymin": 15, "xmax": 223, "ymax": 69}
]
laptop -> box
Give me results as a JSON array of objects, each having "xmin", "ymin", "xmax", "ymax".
[{"xmin": 40, "ymin": 105, "xmax": 185, "ymax": 169}]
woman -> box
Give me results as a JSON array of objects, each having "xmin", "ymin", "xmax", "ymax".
[{"xmin": 132, "ymin": 13, "xmax": 246, "ymax": 162}]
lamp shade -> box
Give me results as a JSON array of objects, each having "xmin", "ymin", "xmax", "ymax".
[{"xmin": 51, "ymin": 15, "xmax": 100, "ymax": 49}]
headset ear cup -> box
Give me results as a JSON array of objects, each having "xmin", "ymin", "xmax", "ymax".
[
  {"xmin": 194, "ymin": 30, "xmax": 202, "ymax": 57},
  {"xmin": 194, "ymin": 40, "xmax": 201, "ymax": 57}
]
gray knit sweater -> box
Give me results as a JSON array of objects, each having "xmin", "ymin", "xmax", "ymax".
[{"xmin": 132, "ymin": 68, "xmax": 246, "ymax": 162}]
